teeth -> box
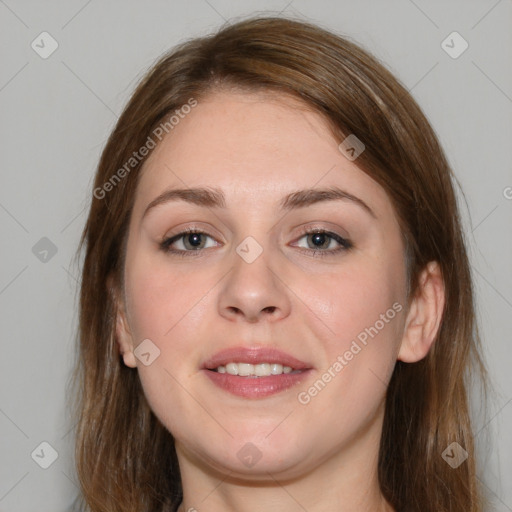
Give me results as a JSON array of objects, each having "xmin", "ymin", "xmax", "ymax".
[
  {"xmin": 214, "ymin": 362, "xmax": 295, "ymax": 376},
  {"xmin": 270, "ymin": 363, "xmax": 283, "ymax": 375}
]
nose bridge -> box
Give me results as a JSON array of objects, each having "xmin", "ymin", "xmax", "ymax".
[{"xmin": 217, "ymin": 230, "xmax": 290, "ymax": 322}]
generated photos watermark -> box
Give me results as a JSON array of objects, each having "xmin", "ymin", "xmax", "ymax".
[
  {"xmin": 93, "ymin": 97, "xmax": 198, "ymax": 200},
  {"xmin": 297, "ymin": 301, "xmax": 403, "ymax": 405}
]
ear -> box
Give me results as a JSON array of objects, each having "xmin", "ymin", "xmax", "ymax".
[
  {"xmin": 397, "ymin": 261, "xmax": 445, "ymax": 363},
  {"xmin": 107, "ymin": 274, "xmax": 137, "ymax": 368}
]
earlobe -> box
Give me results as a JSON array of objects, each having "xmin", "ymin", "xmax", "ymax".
[
  {"xmin": 108, "ymin": 274, "xmax": 137, "ymax": 369},
  {"xmin": 115, "ymin": 312, "xmax": 138, "ymax": 368},
  {"xmin": 397, "ymin": 261, "xmax": 445, "ymax": 363}
]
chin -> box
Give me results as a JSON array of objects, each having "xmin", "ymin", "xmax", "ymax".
[{"xmin": 187, "ymin": 434, "xmax": 317, "ymax": 481}]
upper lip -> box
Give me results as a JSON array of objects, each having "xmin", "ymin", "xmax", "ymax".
[{"xmin": 202, "ymin": 346, "xmax": 311, "ymax": 371}]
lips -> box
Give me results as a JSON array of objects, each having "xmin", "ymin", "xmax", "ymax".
[
  {"xmin": 202, "ymin": 346, "xmax": 311, "ymax": 371},
  {"xmin": 201, "ymin": 346, "xmax": 313, "ymax": 399}
]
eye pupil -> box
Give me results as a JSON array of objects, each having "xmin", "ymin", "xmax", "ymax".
[
  {"xmin": 309, "ymin": 233, "xmax": 328, "ymax": 249},
  {"xmin": 185, "ymin": 233, "xmax": 204, "ymax": 249}
]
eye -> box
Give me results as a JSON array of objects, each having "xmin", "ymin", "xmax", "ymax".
[
  {"xmin": 293, "ymin": 228, "xmax": 353, "ymax": 256},
  {"xmin": 160, "ymin": 228, "xmax": 218, "ymax": 256},
  {"xmin": 159, "ymin": 227, "xmax": 353, "ymax": 258}
]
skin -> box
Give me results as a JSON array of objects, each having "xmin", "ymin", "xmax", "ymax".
[{"xmin": 114, "ymin": 90, "xmax": 445, "ymax": 512}]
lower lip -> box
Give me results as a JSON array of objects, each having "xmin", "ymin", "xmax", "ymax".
[{"xmin": 202, "ymin": 369, "xmax": 312, "ymax": 398}]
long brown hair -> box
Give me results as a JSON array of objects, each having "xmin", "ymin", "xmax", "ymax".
[{"xmin": 69, "ymin": 15, "xmax": 491, "ymax": 512}]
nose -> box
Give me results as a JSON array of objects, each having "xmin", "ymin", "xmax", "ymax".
[{"xmin": 217, "ymin": 245, "xmax": 292, "ymax": 323}]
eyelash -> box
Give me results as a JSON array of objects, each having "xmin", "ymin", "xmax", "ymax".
[{"xmin": 159, "ymin": 227, "xmax": 353, "ymax": 258}]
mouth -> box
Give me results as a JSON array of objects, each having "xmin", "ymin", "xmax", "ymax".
[
  {"xmin": 207, "ymin": 362, "xmax": 301, "ymax": 377},
  {"xmin": 201, "ymin": 346, "xmax": 312, "ymax": 398}
]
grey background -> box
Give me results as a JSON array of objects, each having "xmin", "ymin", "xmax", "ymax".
[{"xmin": 0, "ymin": 0, "xmax": 511, "ymax": 510}]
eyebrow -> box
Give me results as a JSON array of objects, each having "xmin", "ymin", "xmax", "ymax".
[{"xmin": 142, "ymin": 186, "xmax": 377, "ymax": 219}]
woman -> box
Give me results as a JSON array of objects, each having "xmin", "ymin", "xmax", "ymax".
[{"xmin": 70, "ymin": 15, "xmax": 490, "ymax": 512}]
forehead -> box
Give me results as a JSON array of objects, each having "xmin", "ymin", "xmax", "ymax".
[{"xmin": 133, "ymin": 90, "xmax": 392, "ymax": 218}]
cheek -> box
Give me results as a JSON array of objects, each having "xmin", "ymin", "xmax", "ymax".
[
  {"xmin": 123, "ymin": 255, "xmax": 213, "ymax": 434},
  {"xmin": 299, "ymin": 257, "xmax": 404, "ymax": 408},
  {"xmin": 304, "ymin": 259, "xmax": 402, "ymax": 348},
  {"xmin": 125, "ymin": 252, "xmax": 212, "ymax": 342}
]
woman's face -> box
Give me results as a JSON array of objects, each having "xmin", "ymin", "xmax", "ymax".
[{"xmin": 116, "ymin": 90, "xmax": 411, "ymax": 479}]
